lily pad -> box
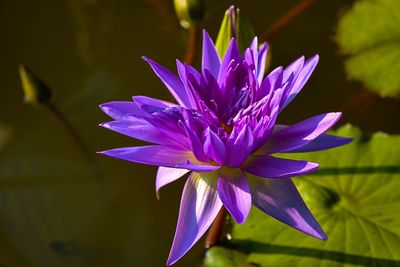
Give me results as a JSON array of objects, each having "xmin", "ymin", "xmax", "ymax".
[
  {"xmin": 336, "ymin": 0, "xmax": 400, "ymax": 97},
  {"xmin": 204, "ymin": 125, "xmax": 400, "ymax": 267}
]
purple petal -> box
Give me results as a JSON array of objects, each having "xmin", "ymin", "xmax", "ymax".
[
  {"xmin": 283, "ymin": 56, "xmax": 304, "ymax": 82},
  {"xmin": 244, "ymin": 37, "xmax": 258, "ymax": 72},
  {"xmin": 181, "ymin": 121, "xmax": 209, "ymax": 162},
  {"xmin": 176, "ymin": 60, "xmax": 199, "ymax": 109},
  {"xmin": 142, "ymin": 56, "xmax": 192, "ymax": 108},
  {"xmin": 167, "ymin": 172, "xmax": 222, "ymax": 265},
  {"xmin": 257, "ymin": 42, "xmax": 268, "ymax": 85},
  {"xmin": 100, "ymin": 120, "xmax": 180, "ymax": 148},
  {"xmin": 228, "ymin": 125, "xmax": 254, "ymax": 167},
  {"xmin": 281, "ymin": 55, "xmax": 319, "ymax": 110},
  {"xmin": 288, "ymin": 134, "xmax": 353, "ymax": 153},
  {"xmin": 249, "ymin": 176, "xmax": 327, "ymax": 240},
  {"xmin": 203, "ymin": 128, "xmax": 227, "ymax": 165},
  {"xmin": 99, "ymin": 145, "xmax": 194, "ymax": 167},
  {"xmin": 266, "ymin": 66, "xmax": 284, "ymax": 89},
  {"xmin": 156, "ymin": 167, "xmax": 190, "ymax": 197},
  {"xmin": 264, "ymin": 112, "xmax": 342, "ymax": 154},
  {"xmin": 256, "ymin": 66, "xmax": 283, "ymax": 101},
  {"xmin": 176, "ymin": 161, "xmax": 220, "ymax": 173},
  {"xmin": 133, "ymin": 95, "xmax": 177, "ymax": 110},
  {"xmin": 202, "ymin": 30, "xmax": 221, "ymax": 79},
  {"xmin": 176, "ymin": 59, "xmax": 201, "ymax": 83},
  {"xmin": 99, "ymin": 101, "xmax": 148, "ymax": 120},
  {"xmin": 249, "ymin": 37, "xmax": 258, "ymax": 62},
  {"xmin": 217, "ymin": 169, "xmax": 251, "ymax": 224},
  {"xmin": 243, "ymin": 155, "xmax": 319, "ymax": 178},
  {"xmin": 218, "ymin": 38, "xmax": 241, "ymax": 84}
]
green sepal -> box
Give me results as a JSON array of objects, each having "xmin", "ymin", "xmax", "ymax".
[{"xmin": 215, "ymin": 6, "xmax": 255, "ymax": 58}]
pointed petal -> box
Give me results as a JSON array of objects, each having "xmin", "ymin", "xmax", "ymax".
[
  {"xmin": 100, "ymin": 120, "xmax": 179, "ymax": 148},
  {"xmin": 218, "ymin": 38, "xmax": 241, "ymax": 84},
  {"xmin": 250, "ymin": 36, "xmax": 258, "ymax": 64},
  {"xmin": 243, "ymin": 156, "xmax": 319, "ymax": 178},
  {"xmin": 217, "ymin": 169, "xmax": 251, "ymax": 224},
  {"xmin": 256, "ymin": 66, "xmax": 283, "ymax": 101},
  {"xmin": 156, "ymin": 167, "xmax": 190, "ymax": 195},
  {"xmin": 265, "ymin": 112, "xmax": 343, "ymax": 153},
  {"xmin": 283, "ymin": 56, "xmax": 304, "ymax": 82},
  {"xmin": 244, "ymin": 37, "xmax": 258, "ymax": 72},
  {"xmin": 249, "ymin": 176, "xmax": 327, "ymax": 240},
  {"xmin": 99, "ymin": 101, "xmax": 148, "ymax": 120},
  {"xmin": 142, "ymin": 56, "xmax": 192, "ymax": 108},
  {"xmin": 281, "ymin": 55, "xmax": 319, "ymax": 110},
  {"xmin": 203, "ymin": 128, "xmax": 227, "ymax": 165},
  {"xmin": 99, "ymin": 145, "xmax": 194, "ymax": 167},
  {"xmin": 288, "ymin": 134, "xmax": 353, "ymax": 153},
  {"xmin": 257, "ymin": 42, "xmax": 268, "ymax": 85},
  {"xmin": 250, "ymin": 36, "xmax": 258, "ymax": 53},
  {"xmin": 176, "ymin": 60, "xmax": 199, "ymax": 109},
  {"xmin": 167, "ymin": 172, "xmax": 222, "ymax": 265},
  {"xmin": 228, "ymin": 125, "xmax": 254, "ymax": 167},
  {"xmin": 176, "ymin": 59, "xmax": 201, "ymax": 84},
  {"xmin": 133, "ymin": 95, "xmax": 177, "ymax": 110},
  {"xmin": 100, "ymin": 145, "xmax": 218, "ymax": 172},
  {"xmin": 202, "ymin": 30, "xmax": 221, "ymax": 79}
]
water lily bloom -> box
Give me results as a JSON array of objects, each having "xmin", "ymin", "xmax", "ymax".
[{"xmin": 99, "ymin": 30, "xmax": 351, "ymax": 265}]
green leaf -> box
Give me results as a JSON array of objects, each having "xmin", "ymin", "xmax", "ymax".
[
  {"xmin": 202, "ymin": 247, "xmax": 248, "ymax": 267},
  {"xmin": 336, "ymin": 0, "xmax": 400, "ymax": 98},
  {"xmin": 215, "ymin": 6, "xmax": 254, "ymax": 58},
  {"xmin": 204, "ymin": 125, "xmax": 400, "ymax": 266}
]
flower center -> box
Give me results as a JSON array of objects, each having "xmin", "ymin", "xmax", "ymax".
[{"xmin": 221, "ymin": 121, "xmax": 233, "ymax": 134}]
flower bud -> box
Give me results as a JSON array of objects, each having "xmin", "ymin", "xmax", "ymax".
[
  {"xmin": 173, "ymin": 0, "xmax": 205, "ymax": 29},
  {"xmin": 215, "ymin": 5, "xmax": 254, "ymax": 57},
  {"xmin": 19, "ymin": 64, "xmax": 52, "ymax": 106}
]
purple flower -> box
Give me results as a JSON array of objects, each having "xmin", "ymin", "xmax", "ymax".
[{"xmin": 99, "ymin": 30, "xmax": 351, "ymax": 265}]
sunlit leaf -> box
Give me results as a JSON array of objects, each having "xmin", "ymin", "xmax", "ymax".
[
  {"xmin": 336, "ymin": 0, "xmax": 400, "ymax": 97},
  {"xmin": 203, "ymin": 247, "xmax": 248, "ymax": 267},
  {"xmin": 204, "ymin": 125, "xmax": 400, "ymax": 266}
]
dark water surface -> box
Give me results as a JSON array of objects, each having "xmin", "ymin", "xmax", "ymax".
[{"xmin": 0, "ymin": 0, "xmax": 399, "ymax": 266}]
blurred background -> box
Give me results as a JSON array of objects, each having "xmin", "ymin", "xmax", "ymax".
[{"xmin": 0, "ymin": 0, "xmax": 399, "ymax": 266}]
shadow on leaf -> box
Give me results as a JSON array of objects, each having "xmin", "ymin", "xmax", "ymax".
[
  {"xmin": 309, "ymin": 165, "xmax": 400, "ymax": 176},
  {"xmin": 230, "ymin": 240, "xmax": 400, "ymax": 267}
]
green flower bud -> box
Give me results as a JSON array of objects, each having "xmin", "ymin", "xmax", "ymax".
[
  {"xmin": 19, "ymin": 65, "xmax": 52, "ymax": 106},
  {"xmin": 215, "ymin": 5, "xmax": 254, "ymax": 57},
  {"xmin": 173, "ymin": 0, "xmax": 205, "ymax": 29}
]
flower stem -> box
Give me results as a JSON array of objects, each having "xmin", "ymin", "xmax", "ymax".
[
  {"xmin": 340, "ymin": 90, "xmax": 377, "ymax": 121},
  {"xmin": 261, "ymin": 0, "xmax": 317, "ymax": 41},
  {"xmin": 205, "ymin": 207, "xmax": 228, "ymax": 248},
  {"xmin": 184, "ymin": 26, "xmax": 199, "ymax": 65},
  {"xmin": 46, "ymin": 102, "xmax": 101, "ymax": 178}
]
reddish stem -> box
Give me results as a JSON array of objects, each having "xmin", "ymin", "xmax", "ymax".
[
  {"xmin": 46, "ymin": 102, "xmax": 101, "ymax": 178},
  {"xmin": 261, "ymin": 0, "xmax": 317, "ymax": 41},
  {"xmin": 340, "ymin": 90, "xmax": 378, "ymax": 122},
  {"xmin": 47, "ymin": 103, "xmax": 88, "ymax": 155},
  {"xmin": 184, "ymin": 26, "xmax": 199, "ymax": 65},
  {"xmin": 205, "ymin": 207, "xmax": 228, "ymax": 248}
]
